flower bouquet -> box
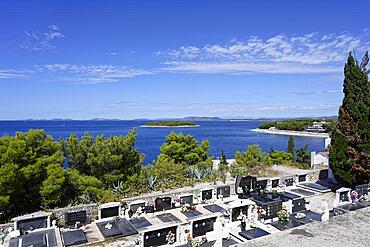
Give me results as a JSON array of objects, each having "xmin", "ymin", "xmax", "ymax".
[
  {"xmin": 350, "ymin": 190, "xmax": 358, "ymax": 202},
  {"xmin": 277, "ymin": 209, "xmax": 289, "ymax": 222}
]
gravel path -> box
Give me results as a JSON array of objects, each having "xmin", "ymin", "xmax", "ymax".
[{"xmin": 241, "ymin": 207, "xmax": 370, "ymax": 247}]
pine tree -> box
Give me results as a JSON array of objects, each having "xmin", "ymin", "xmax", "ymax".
[
  {"xmin": 287, "ymin": 136, "xmax": 295, "ymax": 156},
  {"xmin": 330, "ymin": 52, "xmax": 370, "ymax": 187}
]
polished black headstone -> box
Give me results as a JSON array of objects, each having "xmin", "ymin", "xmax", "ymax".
[
  {"xmin": 9, "ymin": 229, "xmax": 57, "ymax": 247},
  {"xmin": 239, "ymin": 228, "xmax": 270, "ymax": 240},
  {"xmin": 202, "ymin": 190, "xmax": 213, "ymax": 201},
  {"xmin": 318, "ymin": 169, "xmax": 329, "ymax": 180},
  {"xmin": 290, "ymin": 188, "xmax": 316, "ymax": 196},
  {"xmin": 271, "ymin": 218, "xmax": 304, "ymax": 230},
  {"xmin": 301, "ymin": 182, "xmax": 330, "ymax": 191},
  {"xmin": 203, "ymin": 204, "xmax": 225, "ymax": 213},
  {"xmin": 183, "ymin": 210, "xmax": 202, "ymax": 218},
  {"xmin": 298, "ymin": 175, "xmax": 306, "ymax": 182},
  {"xmin": 355, "ymin": 184, "xmax": 369, "ymax": 197},
  {"xmin": 272, "ymin": 179, "xmax": 279, "ymax": 188},
  {"xmin": 285, "ymin": 177, "xmax": 294, "ymax": 186},
  {"xmin": 292, "ymin": 198, "xmax": 306, "ymax": 213},
  {"xmin": 129, "ymin": 217, "xmax": 152, "ymax": 230},
  {"xmin": 256, "ymin": 180, "xmax": 268, "ymax": 191},
  {"xmin": 96, "ymin": 218, "xmax": 138, "ymax": 238},
  {"xmin": 65, "ymin": 210, "xmax": 87, "ymax": 227},
  {"xmin": 62, "ymin": 229, "xmax": 87, "ymax": 246},
  {"xmin": 217, "ymin": 185, "xmax": 231, "ymax": 198},
  {"xmin": 180, "ymin": 195, "xmax": 194, "ymax": 205},
  {"xmin": 130, "ymin": 202, "xmax": 146, "ymax": 213},
  {"xmin": 157, "ymin": 213, "xmax": 180, "ymax": 223},
  {"xmin": 231, "ymin": 205, "xmax": 248, "ymax": 222},
  {"xmin": 17, "ymin": 217, "xmax": 48, "ymax": 232},
  {"xmin": 101, "ymin": 206, "xmax": 119, "ymax": 219},
  {"xmin": 155, "ymin": 197, "xmax": 172, "ymax": 211},
  {"xmin": 192, "ymin": 217, "xmax": 216, "ymax": 238},
  {"xmin": 337, "ymin": 203, "xmax": 367, "ymax": 211},
  {"xmin": 143, "ymin": 226, "xmax": 177, "ymax": 247}
]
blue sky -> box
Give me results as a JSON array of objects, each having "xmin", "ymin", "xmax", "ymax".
[{"xmin": 0, "ymin": 0, "xmax": 369, "ymax": 120}]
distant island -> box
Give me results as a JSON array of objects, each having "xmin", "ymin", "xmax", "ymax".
[{"xmin": 142, "ymin": 121, "xmax": 199, "ymax": 127}]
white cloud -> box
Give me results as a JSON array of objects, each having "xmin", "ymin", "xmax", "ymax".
[
  {"xmin": 288, "ymin": 89, "xmax": 342, "ymax": 96},
  {"xmin": 162, "ymin": 61, "xmax": 340, "ymax": 74},
  {"xmin": 20, "ymin": 25, "xmax": 64, "ymax": 51},
  {"xmin": 159, "ymin": 31, "xmax": 368, "ymax": 74},
  {"xmin": 36, "ymin": 64, "xmax": 154, "ymax": 84},
  {"xmin": 0, "ymin": 69, "xmax": 29, "ymax": 79}
]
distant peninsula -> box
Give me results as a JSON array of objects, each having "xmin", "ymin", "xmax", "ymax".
[{"xmin": 142, "ymin": 121, "xmax": 199, "ymax": 127}]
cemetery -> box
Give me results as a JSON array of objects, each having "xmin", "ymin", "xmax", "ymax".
[{"xmin": 1, "ymin": 167, "xmax": 369, "ymax": 247}]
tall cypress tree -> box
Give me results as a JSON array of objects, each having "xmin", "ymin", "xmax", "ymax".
[
  {"xmin": 330, "ymin": 52, "xmax": 370, "ymax": 187},
  {"xmin": 287, "ymin": 136, "xmax": 295, "ymax": 156}
]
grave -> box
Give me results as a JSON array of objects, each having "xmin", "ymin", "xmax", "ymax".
[
  {"xmin": 217, "ymin": 185, "xmax": 231, "ymax": 198},
  {"xmin": 12, "ymin": 211, "xmax": 52, "ymax": 233},
  {"xmin": 284, "ymin": 177, "xmax": 294, "ymax": 187},
  {"xmin": 231, "ymin": 205, "xmax": 249, "ymax": 222},
  {"xmin": 96, "ymin": 218, "xmax": 138, "ymax": 238},
  {"xmin": 298, "ymin": 175, "xmax": 306, "ymax": 183},
  {"xmin": 239, "ymin": 227, "xmax": 270, "ymax": 240},
  {"xmin": 203, "ymin": 204, "xmax": 225, "ymax": 213},
  {"xmin": 62, "ymin": 229, "xmax": 88, "ymax": 246},
  {"xmin": 251, "ymin": 194, "xmax": 282, "ymax": 220},
  {"xmin": 355, "ymin": 184, "xmax": 369, "ymax": 197},
  {"xmin": 256, "ymin": 179, "xmax": 268, "ymax": 192},
  {"xmin": 201, "ymin": 189, "xmax": 213, "ymax": 201},
  {"xmin": 271, "ymin": 179, "xmax": 279, "ymax": 188},
  {"xmin": 8, "ymin": 229, "xmax": 57, "ymax": 247},
  {"xmin": 182, "ymin": 210, "xmax": 203, "ymax": 219},
  {"xmin": 298, "ymin": 182, "xmax": 331, "ymax": 193},
  {"xmin": 65, "ymin": 210, "xmax": 87, "ymax": 227},
  {"xmin": 98, "ymin": 202, "xmax": 121, "ymax": 220},
  {"xmin": 143, "ymin": 226, "xmax": 178, "ymax": 247},
  {"xmin": 318, "ymin": 169, "xmax": 329, "ymax": 180},
  {"xmin": 157, "ymin": 213, "xmax": 181, "ymax": 223},
  {"xmin": 337, "ymin": 202, "xmax": 367, "ymax": 211},
  {"xmin": 290, "ymin": 188, "xmax": 316, "ymax": 197},
  {"xmin": 180, "ymin": 195, "xmax": 194, "ymax": 205},
  {"xmin": 192, "ymin": 217, "xmax": 217, "ymax": 238},
  {"xmin": 235, "ymin": 176, "xmax": 257, "ymax": 198},
  {"xmin": 155, "ymin": 197, "xmax": 172, "ymax": 211},
  {"xmin": 129, "ymin": 217, "xmax": 152, "ymax": 230},
  {"xmin": 336, "ymin": 188, "xmax": 351, "ymax": 205},
  {"xmin": 130, "ymin": 201, "xmax": 146, "ymax": 213}
]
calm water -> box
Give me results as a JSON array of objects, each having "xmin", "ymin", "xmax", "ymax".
[{"xmin": 0, "ymin": 120, "xmax": 325, "ymax": 164}]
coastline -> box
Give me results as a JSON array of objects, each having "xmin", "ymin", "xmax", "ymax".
[
  {"xmin": 141, "ymin": 124, "xmax": 200, "ymax": 128},
  {"xmin": 251, "ymin": 128, "xmax": 329, "ymax": 138}
]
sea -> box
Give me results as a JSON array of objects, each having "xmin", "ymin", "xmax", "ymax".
[{"xmin": 0, "ymin": 120, "xmax": 326, "ymax": 164}]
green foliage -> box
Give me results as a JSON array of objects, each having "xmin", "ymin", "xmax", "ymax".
[
  {"xmin": 295, "ymin": 145, "xmax": 311, "ymax": 165},
  {"xmin": 218, "ymin": 150, "xmax": 229, "ymax": 183},
  {"xmin": 259, "ymin": 119, "xmax": 335, "ymax": 131},
  {"xmin": 287, "ymin": 136, "xmax": 295, "ymax": 156},
  {"xmin": 159, "ymin": 132, "xmax": 209, "ymax": 166},
  {"xmin": 269, "ymin": 150, "xmax": 293, "ymax": 165},
  {"xmin": 144, "ymin": 121, "xmax": 198, "ymax": 127},
  {"xmin": 0, "ymin": 130, "xmax": 64, "ymax": 221},
  {"xmin": 64, "ymin": 129, "xmax": 144, "ymax": 185},
  {"xmin": 152, "ymin": 155, "xmax": 187, "ymax": 189},
  {"xmin": 231, "ymin": 145, "xmax": 271, "ymax": 176},
  {"xmin": 40, "ymin": 164, "xmax": 66, "ymax": 209},
  {"xmin": 330, "ymin": 52, "xmax": 370, "ymax": 187}
]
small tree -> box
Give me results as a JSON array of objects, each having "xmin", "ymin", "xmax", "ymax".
[
  {"xmin": 295, "ymin": 145, "xmax": 310, "ymax": 165},
  {"xmin": 287, "ymin": 136, "xmax": 295, "ymax": 157},
  {"xmin": 218, "ymin": 150, "xmax": 229, "ymax": 183}
]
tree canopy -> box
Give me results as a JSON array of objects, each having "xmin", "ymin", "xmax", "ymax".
[{"xmin": 330, "ymin": 52, "xmax": 370, "ymax": 187}]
